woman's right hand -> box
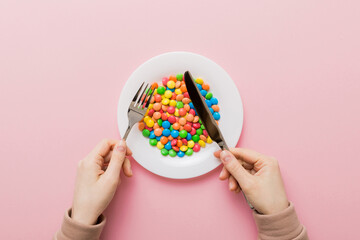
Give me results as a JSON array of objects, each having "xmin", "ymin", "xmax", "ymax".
[{"xmin": 214, "ymin": 148, "xmax": 289, "ymax": 215}]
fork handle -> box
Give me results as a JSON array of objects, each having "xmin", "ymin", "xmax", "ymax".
[
  {"xmin": 122, "ymin": 125, "xmax": 132, "ymax": 140},
  {"xmin": 219, "ymin": 143, "xmax": 255, "ymax": 211}
]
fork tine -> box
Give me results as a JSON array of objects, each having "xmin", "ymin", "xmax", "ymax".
[
  {"xmin": 132, "ymin": 82, "xmax": 145, "ymax": 102},
  {"xmin": 144, "ymin": 88, "xmax": 154, "ymax": 109},
  {"xmin": 135, "ymin": 83, "xmax": 149, "ymax": 108},
  {"xmin": 140, "ymin": 84, "xmax": 153, "ymax": 108}
]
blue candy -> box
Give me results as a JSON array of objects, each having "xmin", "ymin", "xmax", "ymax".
[
  {"xmin": 177, "ymin": 151, "xmax": 185, "ymax": 157},
  {"xmin": 186, "ymin": 133, "xmax": 192, "ymax": 141},
  {"xmin": 162, "ymin": 121, "xmax": 170, "ymax": 129},
  {"xmin": 165, "ymin": 142, "xmax": 172, "ymax": 150},
  {"xmin": 156, "ymin": 136, "xmax": 161, "ymax": 141},
  {"xmin": 162, "ymin": 128, "xmax": 171, "ymax": 137},
  {"xmin": 200, "ymin": 90, "xmax": 207, "ymax": 97},
  {"xmin": 205, "ymin": 99, "xmax": 212, "ymax": 107},
  {"xmin": 211, "ymin": 97, "xmax": 218, "ymax": 105},
  {"xmin": 149, "ymin": 131, "xmax": 156, "ymax": 139},
  {"xmin": 171, "ymin": 130, "xmax": 179, "ymax": 138},
  {"xmin": 213, "ymin": 112, "xmax": 221, "ymax": 120},
  {"xmin": 196, "ymin": 84, "xmax": 202, "ymax": 90},
  {"xmin": 209, "ymin": 108, "xmax": 214, "ymax": 114},
  {"xmin": 189, "ymin": 102, "xmax": 194, "ymax": 109},
  {"xmin": 166, "ymin": 87, "xmax": 175, "ymax": 92}
]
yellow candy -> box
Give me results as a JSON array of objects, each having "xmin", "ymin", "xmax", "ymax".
[
  {"xmin": 180, "ymin": 145, "xmax": 188, "ymax": 152},
  {"xmin": 167, "ymin": 80, "xmax": 175, "ymax": 89},
  {"xmin": 174, "ymin": 89, "xmax": 182, "ymax": 95},
  {"xmin": 146, "ymin": 119, "xmax": 154, "ymax": 128},
  {"xmin": 166, "ymin": 112, "xmax": 170, "ymax": 117},
  {"xmin": 148, "ymin": 103, "xmax": 153, "ymax": 110},
  {"xmin": 144, "ymin": 116, "xmax": 151, "ymax": 123},
  {"xmin": 157, "ymin": 141, "xmax": 164, "ymax": 149},
  {"xmin": 199, "ymin": 140, "xmax": 206, "ymax": 148},
  {"xmin": 164, "ymin": 90, "xmax": 172, "ymax": 99},
  {"xmin": 169, "ymin": 100, "xmax": 177, "ymax": 107},
  {"xmin": 162, "ymin": 98, "xmax": 170, "ymax": 105},
  {"xmin": 187, "ymin": 140, "xmax": 195, "ymax": 148},
  {"xmin": 154, "ymin": 89, "xmax": 157, "ymax": 95},
  {"xmin": 206, "ymin": 136, "xmax": 212, "ymax": 144},
  {"xmin": 174, "ymin": 108, "xmax": 179, "ymax": 116},
  {"xmin": 162, "ymin": 95, "xmax": 165, "ymax": 99},
  {"xmin": 195, "ymin": 78, "xmax": 204, "ymax": 84}
]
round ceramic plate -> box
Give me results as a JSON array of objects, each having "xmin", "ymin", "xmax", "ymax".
[{"xmin": 117, "ymin": 52, "xmax": 243, "ymax": 179}]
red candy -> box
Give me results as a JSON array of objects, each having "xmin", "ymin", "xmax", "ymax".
[
  {"xmin": 168, "ymin": 115, "xmax": 176, "ymax": 124},
  {"xmin": 162, "ymin": 77, "xmax": 169, "ymax": 86},
  {"xmin": 171, "ymin": 139, "xmax": 177, "ymax": 146},
  {"xmin": 190, "ymin": 128, "xmax": 196, "ymax": 135},
  {"xmin": 193, "ymin": 123, "xmax": 200, "ymax": 129},
  {"xmin": 183, "ymin": 92, "xmax": 189, "ymax": 98},
  {"xmin": 167, "ymin": 106, "xmax": 175, "ymax": 114},
  {"xmin": 189, "ymin": 109, "xmax": 195, "ymax": 116},
  {"xmin": 161, "ymin": 113, "xmax": 168, "ymax": 120},
  {"xmin": 184, "ymin": 124, "xmax": 192, "ymax": 132},
  {"xmin": 193, "ymin": 143, "xmax": 201, "ymax": 152},
  {"xmin": 179, "ymin": 108, "xmax": 187, "ymax": 116},
  {"xmin": 202, "ymin": 129, "xmax": 208, "ymax": 137},
  {"xmin": 147, "ymin": 109, "xmax": 154, "ymax": 117}
]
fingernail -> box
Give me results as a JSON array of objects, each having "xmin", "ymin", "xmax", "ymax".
[
  {"xmin": 116, "ymin": 140, "xmax": 126, "ymax": 152},
  {"xmin": 220, "ymin": 151, "xmax": 231, "ymax": 163}
]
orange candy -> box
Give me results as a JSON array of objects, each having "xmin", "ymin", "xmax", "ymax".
[
  {"xmin": 193, "ymin": 116, "xmax": 199, "ymax": 123},
  {"xmin": 202, "ymin": 83, "xmax": 210, "ymax": 91},
  {"xmin": 154, "ymin": 128, "xmax": 162, "ymax": 136},
  {"xmin": 162, "ymin": 105, "xmax": 168, "ymax": 112},
  {"xmin": 138, "ymin": 122, "xmax": 145, "ymax": 131},
  {"xmin": 153, "ymin": 103, "xmax": 162, "ymax": 111},
  {"xmin": 200, "ymin": 135, "xmax": 207, "ymax": 141},
  {"xmin": 153, "ymin": 123, "xmax": 160, "ymax": 129},
  {"xmin": 184, "ymin": 104, "xmax": 190, "ymax": 112},
  {"xmin": 211, "ymin": 105, "xmax": 220, "ymax": 112},
  {"xmin": 160, "ymin": 136, "xmax": 168, "ymax": 145},
  {"xmin": 179, "ymin": 117, "xmax": 187, "ymax": 125},
  {"xmin": 180, "ymin": 85, "xmax": 187, "ymax": 92},
  {"xmin": 175, "ymin": 81, "xmax": 181, "ymax": 89},
  {"xmin": 186, "ymin": 114, "xmax": 194, "ymax": 122},
  {"xmin": 151, "ymin": 82, "xmax": 158, "ymax": 89},
  {"xmin": 169, "ymin": 75, "xmax": 177, "ymax": 81},
  {"xmin": 168, "ymin": 136, "xmax": 174, "ymax": 141},
  {"xmin": 176, "ymin": 94, "xmax": 184, "ymax": 101},
  {"xmin": 153, "ymin": 112, "xmax": 161, "ymax": 120},
  {"xmin": 182, "ymin": 98, "xmax": 191, "ymax": 104},
  {"xmin": 172, "ymin": 122, "xmax": 180, "ymax": 130},
  {"xmin": 176, "ymin": 140, "xmax": 183, "ymax": 147}
]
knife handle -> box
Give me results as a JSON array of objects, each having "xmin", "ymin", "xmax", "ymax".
[{"xmin": 218, "ymin": 142, "xmax": 255, "ymax": 211}]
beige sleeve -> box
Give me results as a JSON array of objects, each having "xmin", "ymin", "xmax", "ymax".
[
  {"xmin": 253, "ymin": 202, "xmax": 309, "ymax": 240},
  {"xmin": 54, "ymin": 209, "xmax": 106, "ymax": 240}
]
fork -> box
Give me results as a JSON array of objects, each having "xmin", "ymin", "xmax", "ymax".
[{"xmin": 123, "ymin": 82, "xmax": 154, "ymax": 140}]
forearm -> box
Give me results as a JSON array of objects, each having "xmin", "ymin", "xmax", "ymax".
[
  {"xmin": 253, "ymin": 202, "xmax": 308, "ymax": 240},
  {"xmin": 54, "ymin": 209, "xmax": 106, "ymax": 240}
]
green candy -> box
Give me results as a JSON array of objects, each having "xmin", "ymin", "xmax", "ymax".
[
  {"xmin": 169, "ymin": 149, "xmax": 177, "ymax": 157},
  {"xmin": 170, "ymin": 125, "xmax": 174, "ymax": 131},
  {"xmin": 192, "ymin": 134, "xmax": 200, "ymax": 142},
  {"xmin": 161, "ymin": 149, "xmax": 169, "ymax": 156},
  {"xmin": 179, "ymin": 130, "xmax": 188, "ymax": 138},
  {"xmin": 185, "ymin": 148, "xmax": 193, "ymax": 156},
  {"xmin": 205, "ymin": 92, "xmax": 213, "ymax": 100},
  {"xmin": 176, "ymin": 101, "xmax": 184, "ymax": 109},
  {"xmin": 201, "ymin": 124, "xmax": 205, "ymax": 130},
  {"xmin": 196, "ymin": 129, "xmax": 203, "ymax": 136},
  {"xmin": 176, "ymin": 74, "xmax": 183, "ymax": 81},
  {"xmin": 145, "ymin": 88, "xmax": 153, "ymax": 94},
  {"xmin": 142, "ymin": 129, "xmax": 150, "ymax": 137},
  {"xmin": 157, "ymin": 86, "xmax": 165, "ymax": 95},
  {"xmin": 149, "ymin": 139, "xmax": 157, "ymax": 146},
  {"xmin": 199, "ymin": 119, "xmax": 202, "ymax": 124},
  {"xmin": 157, "ymin": 119, "xmax": 163, "ymax": 127}
]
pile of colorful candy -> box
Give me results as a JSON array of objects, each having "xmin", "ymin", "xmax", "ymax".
[{"xmin": 138, "ymin": 74, "xmax": 220, "ymax": 157}]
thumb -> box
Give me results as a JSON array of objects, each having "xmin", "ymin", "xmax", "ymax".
[
  {"xmin": 104, "ymin": 140, "xmax": 126, "ymax": 179},
  {"xmin": 220, "ymin": 150, "xmax": 252, "ymax": 188}
]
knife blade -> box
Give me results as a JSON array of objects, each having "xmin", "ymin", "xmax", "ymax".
[
  {"xmin": 184, "ymin": 71, "xmax": 255, "ymax": 210},
  {"xmin": 184, "ymin": 71, "xmax": 229, "ymax": 150}
]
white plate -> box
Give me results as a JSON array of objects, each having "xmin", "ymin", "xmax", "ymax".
[{"xmin": 117, "ymin": 52, "xmax": 243, "ymax": 179}]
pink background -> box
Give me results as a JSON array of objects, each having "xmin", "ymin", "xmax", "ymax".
[{"xmin": 1, "ymin": 1, "xmax": 359, "ymax": 239}]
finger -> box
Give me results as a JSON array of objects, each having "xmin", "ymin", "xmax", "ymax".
[
  {"xmin": 122, "ymin": 157, "xmax": 133, "ymax": 177},
  {"xmin": 214, "ymin": 150, "xmax": 221, "ymax": 158},
  {"xmin": 220, "ymin": 150, "xmax": 252, "ymax": 187},
  {"xmin": 235, "ymin": 186, "xmax": 241, "ymax": 193},
  {"xmin": 104, "ymin": 140, "xmax": 127, "ymax": 178},
  {"xmin": 219, "ymin": 166, "xmax": 230, "ymax": 180},
  {"xmin": 230, "ymin": 148, "xmax": 264, "ymax": 165},
  {"xmin": 91, "ymin": 139, "xmax": 119, "ymax": 158},
  {"xmin": 228, "ymin": 175, "xmax": 238, "ymax": 191},
  {"xmin": 126, "ymin": 146, "xmax": 133, "ymax": 156}
]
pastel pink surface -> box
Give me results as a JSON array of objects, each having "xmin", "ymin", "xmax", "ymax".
[{"xmin": 0, "ymin": 1, "xmax": 359, "ymax": 239}]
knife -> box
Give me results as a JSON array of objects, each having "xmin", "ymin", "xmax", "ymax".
[{"xmin": 184, "ymin": 71, "xmax": 255, "ymax": 210}]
